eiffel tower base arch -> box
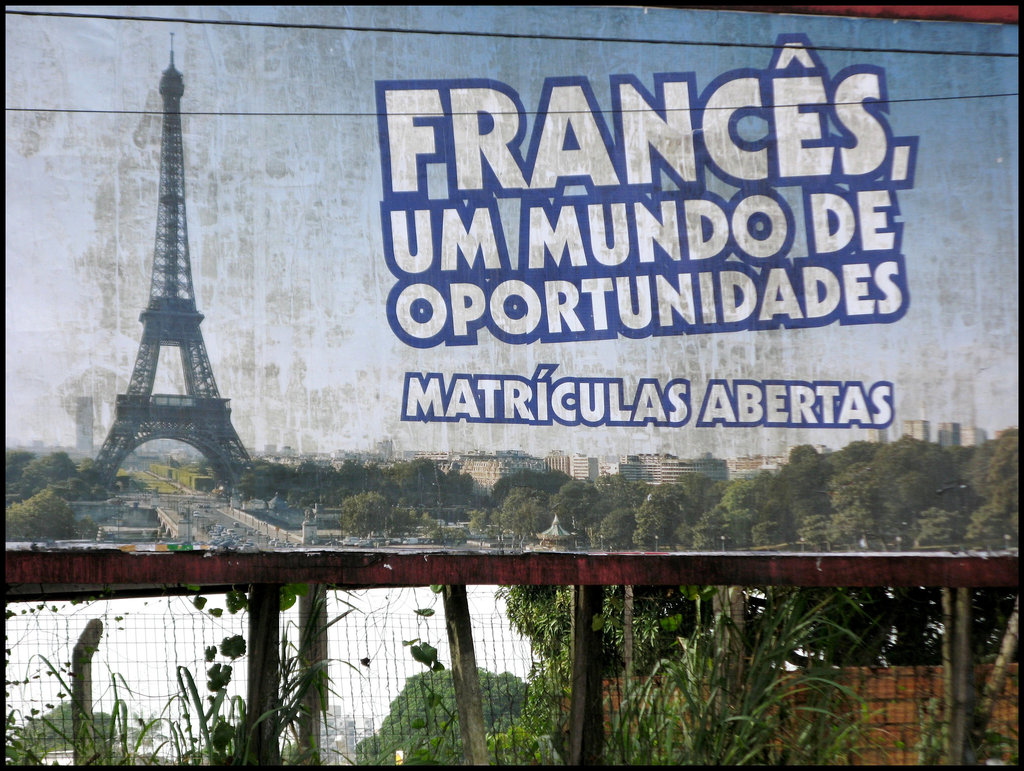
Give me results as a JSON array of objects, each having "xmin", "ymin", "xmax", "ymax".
[{"xmin": 93, "ymin": 395, "xmax": 250, "ymax": 491}]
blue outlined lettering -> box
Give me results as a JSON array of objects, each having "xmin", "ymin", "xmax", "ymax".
[
  {"xmin": 377, "ymin": 35, "xmax": 917, "ymax": 348},
  {"xmin": 696, "ymin": 379, "xmax": 894, "ymax": 428},
  {"xmin": 402, "ymin": 366, "xmax": 690, "ymax": 427},
  {"xmin": 401, "ymin": 369, "xmax": 893, "ymax": 429}
]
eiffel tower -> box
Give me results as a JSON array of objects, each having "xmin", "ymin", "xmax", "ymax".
[{"xmin": 94, "ymin": 45, "xmax": 250, "ymax": 490}]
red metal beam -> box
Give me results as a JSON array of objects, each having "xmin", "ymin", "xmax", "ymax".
[{"xmin": 5, "ymin": 548, "xmax": 1018, "ymax": 601}]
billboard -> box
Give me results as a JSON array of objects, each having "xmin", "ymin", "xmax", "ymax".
[{"xmin": 5, "ymin": 7, "xmax": 1018, "ymax": 469}]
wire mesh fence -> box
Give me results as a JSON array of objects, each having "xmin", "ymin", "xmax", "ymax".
[{"xmin": 5, "ymin": 586, "xmax": 534, "ymax": 764}]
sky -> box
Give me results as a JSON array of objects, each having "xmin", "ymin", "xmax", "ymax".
[{"xmin": 5, "ymin": 6, "xmax": 1018, "ymax": 460}]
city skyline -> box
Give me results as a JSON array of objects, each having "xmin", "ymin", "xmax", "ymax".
[{"xmin": 6, "ymin": 7, "xmax": 1018, "ymax": 463}]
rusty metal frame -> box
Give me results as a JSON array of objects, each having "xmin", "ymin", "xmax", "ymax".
[{"xmin": 5, "ymin": 548, "xmax": 1017, "ymax": 602}]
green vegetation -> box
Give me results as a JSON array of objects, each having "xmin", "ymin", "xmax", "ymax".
[
  {"xmin": 5, "ymin": 652, "xmax": 170, "ymax": 766},
  {"xmin": 355, "ymin": 668, "xmax": 527, "ymax": 764},
  {"xmin": 5, "ymin": 432, "xmax": 1017, "ymax": 764},
  {"xmin": 5, "ymin": 450, "xmax": 110, "ymax": 540},
  {"xmin": 5, "ymin": 451, "xmax": 107, "ymax": 507},
  {"xmin": 5, "ymin": 489, "xmax": 97, "ymax": 541},
  {"xmin": 6, "ymin": 582, "xmax": 1016, "ymax": 765},
  {"xmin": 606, "ymin": 588, "xmax": 870, "ymax": 765},
  {"xmin": 232, "ymin": 431, "xmax": 1018, "ymax": 552},
  {"xmin": 7, "ymin": 429, "xmax": 1016, "ymax": 550}
]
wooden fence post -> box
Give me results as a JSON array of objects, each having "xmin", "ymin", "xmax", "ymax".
[
  {"xmin": 298, "ymin": 584, "xmax": 328, "ymax": 764},
  {"xmin": 442, "ymin": 584, "xmax": 489, "ymax": 765},
  {"xmin": 247, "ymin": 584, "xmax": 281, "ymax": 766},
  {"xmin": 623, "ymin": 585, "xmax": 634, "ymax": 681},
  {"xmin": 713, "ymin": 586, "xmax": 746, "ymax": 696},
  {"xmin": 944, "ymin": 586, "xmax": 975, "ymax": 765},
  {"xmin": 568, "ymin": 585, "xmax": 604, "ymax": 766},
  {"xmin": 973, "ymin": 593, "xmax": 1019, "ymax": 747},
  {"xmin": 72, "ymin": 618, "xmax": 103, "ymax": 765}
]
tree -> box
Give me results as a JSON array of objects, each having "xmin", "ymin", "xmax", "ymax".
[
  {"xmin": 6, "ymin": 451, "xmax": 87, "ymax": 505},
  {"xmin": 774, "ymin": 445, "xmax": 835, "ymax": 543},
  {"xmin": 467, "ymin": 507, "xmax": 494, "ymax": 537},
  {"xmin": 827, "ymin": 462, "xmax": 884, "ymax": 548},
  {"xmin": 6, "ymin": 489, "xmax": 95, "ymax": 540},
  {"xmin": 495, "ymin": 487, "xmax": 549, "ymax": 539},
  {"xmin": 16, "ymin": 702, "xmax": 123, "ymax": 757},
  {"xmin": 599, "ymin": 506, "xmax": 636, "ymax": 550},
  {"xmin": 237, "ymin": 460, "xmax": 296, "ymax": 502},
  {"xmin": 5, "ymin": 450, "xmax": 35, "ymax": 503},
  {"xmin": 594, "ymin": 474, "xmax": 649, "ymax": 512},
  {"xmin": 337, "ymin": 491, "xmax": 393, "ymax": 537},
  {"xmin": 490, "ymin": 469, "xmax": 569, "ymax": 507},
  {"xmin": 797, "ymin": 512, "xmax": 832, "ymax": 551},
  {"xmin": 355, "ymin": 668, "xmax": 526, "ymax": 765},
  {"xmin": 500, "ymin": 582, "xmax": 708, "ymax": 760},
  {"xmin": 967, "ymin": 429, "xmax": 1018, "ymax": 547},
  {"xmin": 696, "ymin": 477, "xmax": 757, "ymax": 549},
  {"xmin": 551, "ymin": 481, "xmax": 603, "ymax": 544},
  {"xmin": 966, "ymin": 504, "xmax": 1016, "ymax": 548},
  {"xmin": 634, "ymin": 484, "xmax": 691, "ymax": 548},
  {"xmin": 915, "ymin": 506, "xmax": 964, "ymax": 548}
]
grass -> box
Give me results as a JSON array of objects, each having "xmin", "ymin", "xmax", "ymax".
[{"xmin": 603, "ymin": 588, "xmax": 872, "ymax": 765}]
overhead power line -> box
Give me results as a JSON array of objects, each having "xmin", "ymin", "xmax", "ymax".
[
  {"xmin": 5, "ymin": 91, "xmax": 1018, "ymax": 119},
  {"xmin": 5, "ymin": 8, "xmax": 1019, "ymax": 60}
]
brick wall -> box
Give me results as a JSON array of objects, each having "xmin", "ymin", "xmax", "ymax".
[
  {"xmin": 835, "ymin": 663, "xmax": 1018, "ymax": 765},
  {"xmin": 602, "ymin": 662, "xmax": 1018, "ymax": 765}
]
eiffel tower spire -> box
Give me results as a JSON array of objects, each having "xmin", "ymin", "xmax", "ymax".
[
  {"xmin": 151, "ymin": 39, "xmax": 195, "ymax": 311},
  {"xmin": 94, "ymin": 46, "xmax": 250, "ymax": 490}
]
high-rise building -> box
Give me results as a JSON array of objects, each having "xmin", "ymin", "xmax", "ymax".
[
  {"xmin": 961, "ymin": 426, "xmax": 988, "ymax": 446},
  {"xmin": 616, "ymin": 453, "xmax": 727, "ymax": 484},
  {"xmin": 545, "ymin": 451, "xmax": 570, "ymax": 475},
  {"xmin": 903, "ymin": 419, "xmax": 930, "ymax": 442},
  {"xmin": 616, "ymin": 455, "xmax": 644, "ymax": 482},
  {"xmin": 937, "ymin": 422, "xmax": 961, "ymax": 447},
  {"xmin": 864, "ymin": 427, "xmax": 887, "ymax": 443},
  {"xmin": 75, "ymin": 396, "xmax": 94, "ymax": 452},
  {"xmin": 568, "ymin": 454, "xmax": 599, "ymax": 481}
]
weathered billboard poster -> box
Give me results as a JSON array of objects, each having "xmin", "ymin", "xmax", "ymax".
[{"xmin": 5, "ymin": 8, "xmax": 1018, "ymax": 485}]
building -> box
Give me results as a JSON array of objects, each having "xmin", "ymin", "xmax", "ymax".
[
  {"xmin": 726, "ymin": 454, "xmax": 787, "ymax": 480},
  {"xmin": 546, "ymin": 451, "xmax": 599, "ymax": 481},
  {"xmin": 864, "ymin": 427, "xmax": 887, "ymax": 443},
  {"xmin": 961, "ymin": 426, "xmax": 988, "ymax": 446},
  {"xmin": 937, "ymin": 422, "xmax": 961, "ymax": 447},
  {"xmin": 545, "ymin": 451, "xmax": 570, "ymax": 476},
  {"xmin": 75, "ymin": 396, "xmax": 94, "ymax": 453},
  {"xmin": 324, "ymin": 712, "xmax": 375, "ymax": 764},
  {"xmin": 374, "ymin": 439, "xmax": 395, "ymax": 461},
  {"xmin": 569, "ymin": 454, "xmax": 599, "ymax": 481},
  {"xmin": 615, "ymin": 453, "xmax": 728, "ymax": 485},
  {"xmin": 616, "ymin": 455, "xmax": 644, "ymax": 482},
  {"xmin": 459, "ymin": 450, "xmax": 545, "ymax": 490},
  {"xmin": 903, "ymin": 420, "xmax": 930, "ymax": 442}
]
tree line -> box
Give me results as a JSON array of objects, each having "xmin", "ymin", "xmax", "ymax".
[
  {"xmin": 5, "ymin": 429, "xmax": 1017, "ymax": 550},
  {"xmin": 235, "ymin": 430, "xmax": 1017, "ymax": 552}
]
